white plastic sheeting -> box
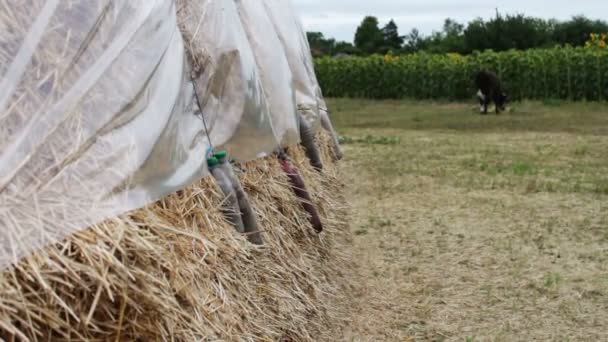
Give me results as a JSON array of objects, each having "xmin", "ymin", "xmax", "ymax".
[
  {"xmin": 0, "ymin": 0, "xmax": 202, "ymax": 269},
  {"xmin": 262, "ymin": 0, "xmax": 322, "ymax": 130},
  {"xmin": 0, "ymin": 0, "xmax": 337, "ymax": 269},
  {"xmin": 235, "ymin": 0, "xmax": 300, "ymax": 147},
  {"xmin": 177, "ymin": 0, "xmax": 280, "ymax": 161},
  {"xmin": 263, "ymin": 0, "xmax": 342, "ymax": 158}
]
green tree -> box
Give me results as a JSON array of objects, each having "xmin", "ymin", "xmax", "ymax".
[
  {"xmin": 382, "ymin": 19, "xmax": 404, "ymax": 52},
  {"xmin": 464, "ymin": 18, "xmax": 491, "ymax": 52},
  {"xmin": 486, "ymin": 13, "xmax": 553, "ymax": 50},
  {"xmin": 354, "ymin": 16, "xmax": 384, "ymax": 54},
  {"xmin": 306, "ymin": 31, "xmax": 336, "ymax": 57},
  {"xmin": 464, "ymin": 12, "xmax": 555, "ymax": 53},
  {"xmin": 485, "ymin": 11, "xmax": 510, "ymax": 51},
  {"xmin": 419, "ymin": 19, "xmax": 466, "ymax": 54},
  {"xmin": 403, "ymin": 28, "xmax": 426, "ymax": 53},
  {"xmin": 553, "ymin": 16, "xmax": 608, "ymax": 46},
  {"xmin": 334, "ymin": 41, "xmax": 359, "ymax": 55},
  {"xmin": 440, "ymin": 18, "xmax": 466, "ymax": 53},
  {"xmin": 444, "ymin": 18, "xmax": 464, "ymax": 36},
  {"xmin": 309, "ymin": 13, "xmax": 608, "ymax": 58}
]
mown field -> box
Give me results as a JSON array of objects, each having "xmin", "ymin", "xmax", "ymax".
[{"xmin": 333, "ymin": 99, "xmax": 608, "ymax": 341}]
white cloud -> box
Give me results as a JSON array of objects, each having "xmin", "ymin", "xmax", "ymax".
[{"xmin": 292, "ymin": 0, "xmax": 608, "ymax": 42}]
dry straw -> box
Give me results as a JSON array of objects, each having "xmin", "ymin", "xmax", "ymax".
[{"xmin": 0, "ymin": 133, "xmax": 354, "ymax": 341}]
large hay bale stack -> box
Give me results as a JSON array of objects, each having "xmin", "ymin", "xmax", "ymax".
[
  {"xmin": 0, "ymin": 0, "xmax": 352, "ymax": 340},
  {"xmin": 0, "ymin": 134, "xmax": 353, "ymax": 341}
]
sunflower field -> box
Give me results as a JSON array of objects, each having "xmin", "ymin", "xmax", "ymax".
[{"xmin": 314, "ymin": 43, "xmax": 608, "ymax": 101}]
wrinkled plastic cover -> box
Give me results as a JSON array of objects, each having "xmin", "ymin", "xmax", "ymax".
[
  {"xmin": 235, "ymin": 0, "xmax": 300, "ymax": 147},
  {"xmin": 0, "ymin": 0, "xmax": 208, "ymax": 269},
  {"xmin": 263, "ymin": 0, "xmax": 323, "ymax": 130},
  {"xmin": 0, "ymin": 0, "xmax": 325, "ymax": 269},
  {"xmin": 177, "ymin": 0, "xmax": 279, "ymax": 161}
]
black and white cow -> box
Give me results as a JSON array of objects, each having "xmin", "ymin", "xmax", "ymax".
[{"xmin": 475, "ymin": 70, "xmax": 507, "ymax": 115}]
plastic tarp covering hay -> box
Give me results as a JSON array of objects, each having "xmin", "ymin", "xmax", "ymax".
[
  {"xmin": 177, "ymin": 0, "xmax": 280, "ymax": 159},
  {"xmin": 264, "ymin": 0, "xmax": 342, "ymax": 158},
  {"xmin": 235, "ymin": 0, "xmax": 300, "ymax": 147},
  {"xmin": 0, "ymin": 0, "xmax": 328, "ymax": 269},
  {"xmin": 263, "ymin": 0, "xmax": 323, "ymax": 130},
  {"xmin": 0, "ymin": 0, "xmax": 208, "ymax": 269}
]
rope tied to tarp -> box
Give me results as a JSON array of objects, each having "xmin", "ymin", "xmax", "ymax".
[{"xmin": 190, "ymin": 77, "xmax": 215, "ymax": 159}]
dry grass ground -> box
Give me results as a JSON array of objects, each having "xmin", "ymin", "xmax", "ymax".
[{"xmin": 330, "ymin": 99, "xmax": 608, "ymax": 341}]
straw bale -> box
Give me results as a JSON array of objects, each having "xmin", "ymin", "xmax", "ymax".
[{"xmin": 0, "ymin": 135, "xmax": 353, "ymax": 341}]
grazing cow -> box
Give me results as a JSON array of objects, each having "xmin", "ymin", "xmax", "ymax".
[{"xmin": 475, "ymin": 70, "xmax": 507, "ymax": 114}]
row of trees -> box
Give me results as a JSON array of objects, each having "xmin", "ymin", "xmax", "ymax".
[{"xmin": 307, "ymin": 13, "xmax": 608, "ymax": 56}]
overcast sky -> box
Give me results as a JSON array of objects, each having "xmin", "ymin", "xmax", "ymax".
[{"xmin": 292, "ymin": 0, "xmax": 607, "ymax": 42}]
